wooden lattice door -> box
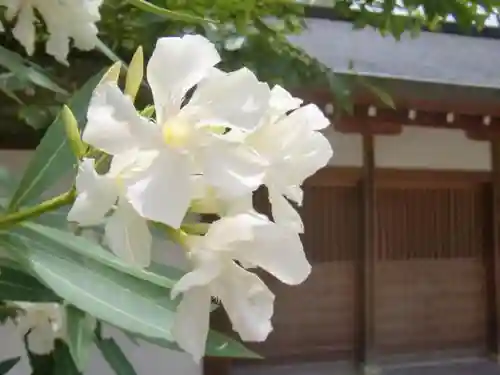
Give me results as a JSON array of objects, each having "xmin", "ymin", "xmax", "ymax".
[
  {"xmin": 244, "ymin": 176, "xmax": 361, "ymax": 361},
  {"xmin": 373, "ymin": 176, "xmax": 489, "ymax": 356}
]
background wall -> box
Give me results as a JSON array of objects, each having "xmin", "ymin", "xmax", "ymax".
[{"xmin": 325, "ymin": 125, "xmax": 491, "ymax": 171}]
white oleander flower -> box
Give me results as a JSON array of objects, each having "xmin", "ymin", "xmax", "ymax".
[
  {"xmin": 67, "ymin": 156, "xmax": 153, "ymax": 268},
  {"xmin": 82, "ymin": 34, "xmax": 270, "ymax": 230},
  {"xmin": 12, "ymin": 302, "xmax": 65, "ymax": 355},
  {"xmin": 245, "ymin": 85, "xmax": 334, "ymax": 233},
  {"xmin": 1, "ymin": 0, "xmax": 102, "ymax": 63},
  {"xmin": 171, "ymin": 212, "xmax": 311, "ymax": 361}
]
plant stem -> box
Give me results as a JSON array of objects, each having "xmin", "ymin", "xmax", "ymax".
[
  {"xmin": 126, "ymin": 0, "xmax": 213, "ymax": 23},
  {"xmin": 0, "ymin": 190, "xmax": 75, "ymax": 230}
]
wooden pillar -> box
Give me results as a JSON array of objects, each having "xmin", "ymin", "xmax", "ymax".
[
  {"xmin": 356, "ymin": 134, "xmax": 376, "ymax": 373},
  {"xmin": 488, "ymin": 140, "xmax": 500, "ymax": 360}
]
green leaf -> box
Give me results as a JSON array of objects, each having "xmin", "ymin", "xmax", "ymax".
[
  {"xmin": 0, "ymin": 46, "xmax": 67, "ymax": 95},
  {"xmin": 53, "ymin": 340, "xmax": 81, "ymax": 375},
  {"xmin": 7, "ymin": 70, "xmax": 104, "ymax": 211},
  {"xmin": 97, "ymin": 338, "xmax": 138, "ymax": 375},
  {"xmin": 0, "ymin": 264, "xmax": 60, "ymax": 302},
  {"xmin": 1, "ymin": 231, "xmax": 179, "ymax": 342},
  {"xmin": 0, "ymin": 167, "xmax": 17, "ymax": 194},
  {"xmin": 65, "ymin": 305, "xmax": 96, "ymax": 372},
  {"xmin": 126, "ymin": 0, "xmax": 213, "ymax": 23},
  {"xmin": 128, "ymin": 330, "xmax": 261, "ymax": 359},
  {"xmin": 22, "ymin": 223, "xmax": 179, "ymax": 289},
  {"xmin": 0, "ymin": 357, "xmax": 20, "ymax": 375},
  {"xmin": 357, "ymin": 76, "xmax": 395, "ymax": 109}
]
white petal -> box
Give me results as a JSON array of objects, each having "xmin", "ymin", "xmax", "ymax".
[
  {"xmin": 188, "ymin": 67, "xmax": 270, "ymax": 132},
  {"xmin": 172, "ymin": 287, "xmax": 212, "ymax": 362},
  {"xmin": 171, "ymin": 258, "xmax": 221, "ymax": 299},
  {"xmin": 268, "ymin": 188, "xmax": 304, "ymax": 233},
  {"xmin": 12, "ymin": 5, "xmax": 35, "ymax": 56},
  {"xmin": 83, "ymin": 82, "xmax": 146, "ymax": 155},
  {"xmin": 203, "ymin": 215, "xmax": 255, "ymax": 250},
  {"xmin": 268, "ymin": 85, "xmax": 302, "ymax": 119},
  {"xmin": 201, "ymin": 142, "xmax": 267, "ymax": 199},
  {"xmin": 147, "ymin": 35, "xmax": 220, "ymax": 123},
  {"xmin": 217, "ymin": 264, "xmax": 274, "ymax": 342},
  {"xmin": 27, "ymin": 321, "xmax": 56, "ymax": 355},
  {"xmin": 287, "ymin": 130, "xmax": 333, "ymax": 184},
  {"xmin": 283, "ymin": 185, "xmax": 303, "ymax": 205},
  {"xmin": 67, "ymin": 159, "xmax": 118, "ymax": 226},
  {"xmin": 104, "ymin": 199, "xmax": 152, "ymax": 268},
  {"xmin": 232, "ymin": 215, "xmax": 311, "ymax": 285},
  {"xmin": 286, "ymin": 103, "xmax": 330, "ymax": 131},
  {"xmin": 223, "ymin": 194, "xmax": 254, "ymax": 216},
  {"xmin": 45, "ymin": 32, "xmax": 70, "ymax": 64},
  {"xmin": 124, "ymin": 150, "xmax": 192, "ymax": 229}
]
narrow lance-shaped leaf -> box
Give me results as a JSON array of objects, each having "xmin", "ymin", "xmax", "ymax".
[
  {"xmin": 97, "ymin": 338, "xmax": 138, "ymax": 375},
  {"xmin": 21, "ymin": 222, "xmax": 178, "ymax": 288},
  {"xmin": 0, "ymin": 357, "xmax": 20, "ymax": 375},
  {"xmin": 0, "ymin": 262, "xmax": 60, "ymax": 302},
  {"xmin": 7, "ymin": 70, "xmax": 104, "ymax": 211},
  {"xmin": 65, "ymin": 305, "xmax": 96, "ymax": 372},
  {"xmin": 0, "ymin": 45, "xmax": 67, "ymax": 94},
  {"xmin": 0, "ymin": 232, "xmax": 179, "ymax": 342}
]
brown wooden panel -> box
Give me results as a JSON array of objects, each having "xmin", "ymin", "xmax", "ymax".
[
  {"xmin": 249, "ymin": 262, "xmax": 356, "ymax": 359},
  {"xmin": 374, "ymin": 259, "xmax": 487, "ymax": 353},
  {"xmin": 245, "ymin": 184, "xmax": 361, "ymax": 360},
  {"xmin": 375, "ymin": 187, "xmax": 487, "ymax": 259},
  {"xmin": 373, "ymin": 183, "xmax": 488, "ymax": 356}
]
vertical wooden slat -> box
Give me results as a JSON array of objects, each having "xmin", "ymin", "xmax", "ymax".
[
  {"xmin": 357, "ymin": 134, "xmax": 376, "ymax": 371},
  {"xmin": 488, "ymin": 140, "xmax": 500, "ymax": 358}
]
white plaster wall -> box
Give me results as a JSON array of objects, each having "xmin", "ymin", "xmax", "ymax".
[
  {"xmin": 375, "ymin": 126, "xmax": 491, "ymax": 171},
  {"xmin": 323, "ymin": 125, "xmax": 491, "ymax": 170},
  {"xmin": 0, "ymin": 150, "xmax": 201, "ymax": 375}
]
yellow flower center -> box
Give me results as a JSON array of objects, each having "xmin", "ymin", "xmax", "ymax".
[{"xmin": 162, "ymin": 121, "xmax": 191, "ymax": 148}]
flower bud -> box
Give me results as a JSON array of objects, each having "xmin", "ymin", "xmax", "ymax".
[
  {"xmin": 61, "ymin": 105, "xmax": 86, "ymax": 159},
  {"xmin": 125, "ymin": 46, "xmax": 144, "ymax": 102}
]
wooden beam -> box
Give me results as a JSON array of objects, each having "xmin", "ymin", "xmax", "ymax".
[
  {"xmin": 488, "ymin": 140, "xmax": 500, "ymax": 360},
  {"xmin": 356, "ymin": 134, "xmax": 376, "ymax": 373}
]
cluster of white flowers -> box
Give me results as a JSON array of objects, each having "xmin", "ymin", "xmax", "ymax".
[
  {"xmin": 5, "ymin": 302, "xmax": 65, "ymax": 355},
  {"xmin": 0, "ymin": 0, "xmax": 102, "ymax": 63},
  {"xmin": 63, "ymin": 34, "xmax": 333, "ymax": 361}
]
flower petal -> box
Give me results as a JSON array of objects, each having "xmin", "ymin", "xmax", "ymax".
[
  {"xmin": 27, "ymin": 321, "xmax": 56, "ymax": 355},
  {"xmin": 267, "ymin": 85, "xmax": 302, "ymax": 120},
  {"xmin": 147, "ymin": 35, "xmax": 220, "ymax": 123},
  {"xmin": 286, "ymin": 130, "xmax": 333, "ymax": 185},
  {"xmin": 124, "ymin": 150, "xmax": 192, "ymax": 229},
  {"xmin": 172, "ymin": 287, "xmax": 212, "ymax": 362},
  {"xmin": 83, "ymin": 82, "xmax": 148, "ymax": 155},
  {"xmin": 232, "ymin": 214, "xmax": 311, "ymax": 285},
  {"xmin": 12, "ymin": 5, "xmax": 36, "ymax": 56},
  {"xmin": 67, "ymin": 159, "xmax": 118, "ymax": 226},
  {"xmin": 171, "ymin": 258, "xmax": 221, "ymax": 299},
  {"xmin": 217, "ymin": 264, "xmax": 274, "ymax": 342},
  {"xmin": 201, "ymin": 142, "xmax": 267, "ymax": 199},
  {"xmin": 104, "ymin": 199, "xmax": 152, "ymax": 268},
  {"xmin": 203, "ymin": 214, "xmax": 255, "ymax": 250},
  {"xmin": 188, "ymin": 67, "xmax": 270, "ymax": 132},
  {"xmin": 285, "ymin": 103, "xmax": 330, "ymax": 131},
  {"xmin": 268, "ymin": 188, "xmax": 304, "ymax": 233}
]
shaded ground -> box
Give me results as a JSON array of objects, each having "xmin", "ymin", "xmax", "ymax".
[
  {"xmin": 234, "ymin": 358, "xmax": 500, "ymax": 375},
  {"xmin": 384, "ymin": 359, "xmax": 500, "ymax": 375}
]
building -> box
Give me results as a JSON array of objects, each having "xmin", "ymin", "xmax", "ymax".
[{"xmin": 206, "ymin": 13, "xmax": 500, "ymax": 375}]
